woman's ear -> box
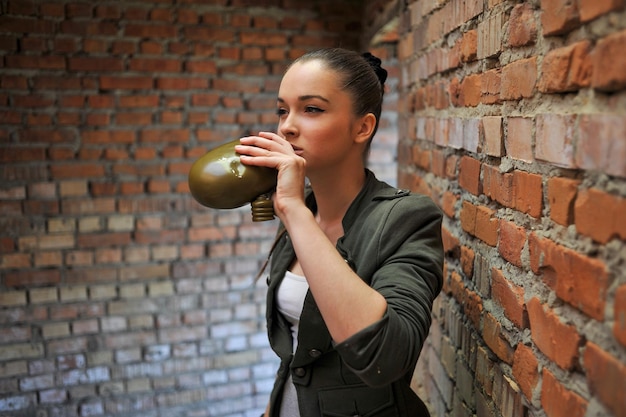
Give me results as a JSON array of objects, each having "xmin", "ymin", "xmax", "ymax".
[{"xmin": 354, "ymin": 113, "xmax": 377, "ymax": 145}]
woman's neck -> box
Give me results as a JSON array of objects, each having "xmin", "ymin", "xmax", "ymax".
[{"xmin": 308, "ymin": 167, "xmax": 366, "ymax": 228}]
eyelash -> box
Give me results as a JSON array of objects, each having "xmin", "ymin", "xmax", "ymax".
[{"xmin": 275, "ymin": 106, "xmax": 324, "ymax": 117}]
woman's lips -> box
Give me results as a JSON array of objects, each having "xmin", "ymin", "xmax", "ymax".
[{"xmin": 292, "ymin": 146, "xmax": 304, "ymax": 156}]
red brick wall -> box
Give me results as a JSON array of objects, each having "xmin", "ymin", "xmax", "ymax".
[
  {"xmin": 397, "ymin": 0, "xmax": 626, "ymax": 416},
  {"xmin": 0, "ymin": 1, "xmax": 364, "ymax": 416}
]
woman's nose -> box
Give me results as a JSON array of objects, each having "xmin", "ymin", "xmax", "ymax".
[{"xmin": 279, "ymin": 114, "xmax": 298, "ymax": 137}]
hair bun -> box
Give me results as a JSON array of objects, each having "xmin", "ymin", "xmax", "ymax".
[{"xmin": 362, "ymin": 52, "xmax": 388, "ymax": 86}]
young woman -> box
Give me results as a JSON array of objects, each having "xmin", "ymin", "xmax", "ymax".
[{"xmin": 235, "ymin": 48, "xmax": 444, "ymax": 417}]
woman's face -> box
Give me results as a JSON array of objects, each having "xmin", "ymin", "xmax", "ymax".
[{"xmin": 276, "ymin": 60, "xmax": 364, "ymax": 172}]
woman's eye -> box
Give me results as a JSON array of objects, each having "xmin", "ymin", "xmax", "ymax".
[
  {"xmin": 276, "ymin": 108, "xmax": 288, "ymax": 117},
  {"xmin": 305, "ymin": 106, "xmax": 323, "ymax": 113}
]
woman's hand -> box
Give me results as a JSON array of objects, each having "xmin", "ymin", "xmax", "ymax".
[{"xmin": 235, "ymin": 132, "xmax": 307, "ymax": 220}]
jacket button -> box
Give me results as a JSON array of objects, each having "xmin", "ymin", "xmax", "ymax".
[
  {"xmin": 294, "ymin": 367, "xmax": 306, "ymax": 377},
  {"xmin": 308, "ymin": 349, "xmax": 322, "ymax": 358}
]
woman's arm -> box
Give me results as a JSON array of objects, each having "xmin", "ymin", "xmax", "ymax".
[{"xmin": 279, "ymin": 204, "xmax": 388, "ymax": 343}]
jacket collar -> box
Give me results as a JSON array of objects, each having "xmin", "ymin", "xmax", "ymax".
[{"xmin": 304, "ymin": 169, "xmax": 406, "ymax": 235}]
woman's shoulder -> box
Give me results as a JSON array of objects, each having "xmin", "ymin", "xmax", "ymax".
[{"xmin": 369, "ymin": 180, "xmax": 441, "ymax": 216}]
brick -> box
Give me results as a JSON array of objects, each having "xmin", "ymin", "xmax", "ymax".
[
  {"xmin": 78, "ymin": 232, "xmax": 130, "ymax": 249},
  {"xmin": 492, "ymin": 267, "xmax": 527, "ymax": 328},
  {"xmin": 529, "ymin": 234, "xmax": 609, "ymax": 320},
  {"xmin": 191, "ymin": 93, "xmax": 220, "ymax": 107},
  {"xmin": 140, "ymin": 129, "xmax": 189, "ymax": 143},
  {"xmin": 615, "ymin": 285, "xmax": 626, "ymax": 347},
  {"xmin": 43, "ymin": 322, "xmax": 70, "ymax": 339},
  {"xmin": 460, "ymin": 201, "xmax": 498, "ymax": 246},
  {"xmin": 501, "ymin": 57, "xmax": 537, "ymax": 100},
  {"xmin": 513, "ymin": 170, "xmax": 543, "ymax": 218},
  {"xmin": 541, "ymin": 369, "xmax": 587, "ymax": 417},
  {"xmin": 539, "ymin": 41, "xmax": 592, "ymax": 93},
  {"xmin": 540, "ymin": 0, "xmax": 580, "ymax": 35},
  {"xmin": 99, "ymin": 76, "xmax": 153, "ymax": 90},
  {"xmin": 5, "ymin": 270, "xmax": 61, "ymax": 287},
  {"xmin": 6, "ymin": 55, "xmax": 65, "ymax": 70},
  {"xmin": 107, "ymin": 215, "xmax": 134, "ymax": 232},
  {"xmin": 497, "ymin": 220, "xmax": 526, "ymax": 268},
  {"xmin": 60, "ymin": 286, "xmax": 88, "ymax": 302},
  {"xmin": 512, "ymin": 344, "xmax": 539, "ymax": 401},
  {"xmin": 89, "ymin": 285, "xmax": 116, "ymax": 300},
  {"xmin": 0, "ymin": 360, "xmax": 28, "ymax": 379},
  {"xmin": 477, "ymin": 11, "xmax": 504, "ymax": 58},
  {"xmin": 535, "ymin": 114, "xmax": 576, "ymax": 168},
  {"xmin": 0, "ymin": 394, "xmax": 34, "ymax": 411},
  {"xmin": 579, "ymin": 0, "xmax": 625, "ymax": 21},
  {"xmin": 0, "ymin": 343, "xmax": 43, "ymax": 361},
  {"xmin": 0, "ymin": 325, "xmax": 30, "ymax": 343},
  {"xmin": 152, "ymin": 245, "xmax": 178, "ymax": 261},
  {"xmin": 440, "ymin": 117, "xmax": 464, "ymax": 149},
  {"xmin": 116, "ymin": 112, "xmax": 151, "ymax": 126},
  {"xmin": 483, "ymin": 312, "xmax": 514, "ymax": 363},
  {"xmin": 574, "ymin": 188, "xmax": 626, "ymax": 243},
  {"xmin": 0, "ymin": 186, "xmax": 25, "ymax": 200},
  {"xmin": 592, "ymin": 29, "xmax": 626, "ymax": 91},
  {"xmin": 458, "ymin": 156, "xmax": 482, "ymax": 195},
  {"xmin": 482, "ymin": 165, "xmax": 514, "ymax": 207},
  {"xmin": 66, "ymin": 250, "xmax": 94, "ymax": 266},
  {"xmin": 460, "ymin": 246, "xmax": 474, "ymax": 279},
  {"xmin": 39, "ymin": 388, "xmax": 67, "ymax": 404},
  {"xmin": 34, "ymin": 251, "xmax": 62, "ymax": 267},
  {"xmin": 527, "ymin": 297, "xmax": 581, "ymax": 370},
  {"xmin": 125, "ymin": 23, "xmax": 177, "ymax": 38},
  {"xmin": 0, "ymin": 291, "xmax": 27, "ymax": 307},
  {"xmin": 120, "ymin": 264, "xmax": 169, "ymax": 281},
  {"xmin": 157, "ymin": 76, "xmax": 209, "ymax": 90},
  {"xmin": 460, "ymin": 202, "xmax": 477, "ymax": 236},
  {"xmin": 159, "ymin": 326, "xmax": 207, "ymax": 344},
  {"xmin": 82, "ymin": 130, "xmax": 134, "ymax": 145},
  {"xmin": 482, "ymin": 116, "xmax": 503, "ymax": 157},
  {"xmin": 129, "ymin": 58, "xmax": 181, "ymax": 73},
  {"xmin": 68, "ymin": 57, "xmax": 124, "ymax": 72},
  {"xmin": 577, "ymin": 113, "xmax": 626, "ymax": 178},
  {"xmin": 460, "ymin": 29, "xmax": 477, "ymax": 62},
  {"xmin": 72, "ymin": 319, "xmax": 99, "ymax": 335},
  {"xmin": 547, "ymin": 177, "xmax": 580, "ymax": 226},
  {"xmin": 584, "ymin": 342, "xmax": 626, "ymax": 417},
  {"xmin": 61, "ymin": 197, "xmax": 115, "ymax": 216},
  {"xmin": 95, "ymin": 248, "xmax": 121, "ymax": 264},
  {"xmin": 135, "ymin": 230, "xmax": 185, "ymax": 245},
  {"xmin": 464, "ymin": 118, "xmax": 481, "ymax": 152},
  {"xmin": 475, "ymin": 206, "xmax": 499, "ymax": 246},
  {"xmin": 50, "ymin": 163, "xmax": 106, "ymax": 179},
  {"xmin": 460, "ymin": 74, "xmax": 481, "ymax": 106},
  {"xmin": 440, "ymin": 191, "xmax": 458, "ymax": 219},
  {"xmin": 148, "ymin": 281, "xmax": 174, "ymax": 297},
  {"xmin": 509, "ymin": 3, "xmax": 537, "ymax": 47},
  {"xmin": 19, "ymin": 374, "xmax": 54, "ymax": 391},
  {"xmin": 77, "ymin": 217, "xmax": 102, "ymax": 233},
  {"xmin": 1, "ymin": 254, "xmax": 31, "ymax": 269},
  {"xmin": 118, "ymin": 95, "xmax": 159, "ymax": 109}
]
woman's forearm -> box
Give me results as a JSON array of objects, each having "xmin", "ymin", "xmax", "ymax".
[{"xmin": 281, "ymin": 206, "xmax": 387, "ymax": 343}]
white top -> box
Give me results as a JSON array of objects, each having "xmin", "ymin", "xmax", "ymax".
[
  {"xmin": 275, "ymin": 270, "xmax": 309, "ymax": 417},
  {"xmin": 276, "ymin": 270, "xmax": 309, "ymax": 350}
]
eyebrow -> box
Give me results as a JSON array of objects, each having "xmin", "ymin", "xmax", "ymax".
[{"xmin": 277, "ymin": 95, "xmax": 330, "ymax": 103}]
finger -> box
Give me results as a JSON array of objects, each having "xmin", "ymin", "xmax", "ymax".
[
  {"xmin": 234, "ymin": 144, "xmax": 270, "ymax": 157},
  {"xmin": 257, "ymin": 132, "xmax": 293, "ymax": 150}
]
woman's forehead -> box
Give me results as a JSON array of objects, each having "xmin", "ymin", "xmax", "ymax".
[{"xmin": 279, "ymin": 60, "xmax": 342, "ymax": 97}]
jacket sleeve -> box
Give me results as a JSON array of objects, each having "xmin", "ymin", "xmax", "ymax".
[{"xmin": 334, "ymin": 194, "xmax": 444, "ymax": 387}]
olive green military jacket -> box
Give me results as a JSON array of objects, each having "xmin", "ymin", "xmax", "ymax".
[{"xmin": 265, "ymin": 170, "xmax": 444, "ymax": 417}]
